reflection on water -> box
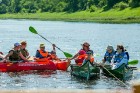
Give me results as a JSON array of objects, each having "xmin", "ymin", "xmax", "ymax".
[{"xmin": 0, "ymin": 19, "xmax": 140, "ymax": 90}]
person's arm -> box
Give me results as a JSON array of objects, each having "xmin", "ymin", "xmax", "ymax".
[
  {"xmin": 35, "ymin": 50, "xmax": 40, "ymax": 58},
  {"xmin": 52, "ymin": 44, "xmax": 56, "ymax": 52},
  {"xmin": 4, "ymin": 51, "xmax": 13, "ymax": 60},
  {"xmin": 19, "ymin": 52, "xmax": 28, "ymax": 61},
  {"xmin": 120, "ymin": 54, "xmax": 128, "ymax": 64},
  {"xmin": 26, "ymin": 50, "xmax": 29, "ymax": 57},
  {"xmin": 70, "ymin": 53, "xmax": 79, "ymax": 60}
]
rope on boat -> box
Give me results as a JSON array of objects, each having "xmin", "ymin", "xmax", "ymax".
[{"xmin": 101, "ymin": 65, "xmax": 130, "ymax": 89}]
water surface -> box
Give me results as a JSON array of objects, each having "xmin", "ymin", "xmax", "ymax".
[{"xmin": 0, "ymin": 19, "xmax": 140, "ymax": 90}]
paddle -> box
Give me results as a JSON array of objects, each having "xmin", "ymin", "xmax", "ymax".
[
  {"xmin": 101, "ymin": 65, "xmax": 130, "ymax": 88},
  {"xmin": 29, "ymin": 26, "xmax": 73, "ymax": 58},
  {"xmin": 128, "ymin": 60, "xmax": 139, "ymax": 65}
]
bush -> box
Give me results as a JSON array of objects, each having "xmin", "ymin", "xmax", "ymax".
[
  {"xmin": 113, "ymin": 2, "xmax": 128, "ymax": 10},
  {"xmin": 89, "ymin": 5, "xmax": 97, "ymax": 12}
]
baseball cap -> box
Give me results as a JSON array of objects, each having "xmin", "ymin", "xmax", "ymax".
[{"xmin": 14, "ymin": 43, "xmax": 20, "ymax": 47}]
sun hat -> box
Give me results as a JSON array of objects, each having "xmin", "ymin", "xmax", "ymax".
[
  {"xmin": 40, "ymin": 43, "xmax": 45, "ymax": 48},
  {"xmin": 107, "ymin": 45, "xmax": 114, "ymax": 50},
  {"xmin": 82, "ymin": 42, "xmax": 90, "ymax": 47}
]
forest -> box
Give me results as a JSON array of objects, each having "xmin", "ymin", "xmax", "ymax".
[{"xmin": 0, "ymin": 0, "xmax": 140, "ymax": 14}]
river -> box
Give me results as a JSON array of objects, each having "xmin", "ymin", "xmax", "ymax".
[{"xmin": 0, "ymin": 19, "xmax": 140, "ymax": 90}]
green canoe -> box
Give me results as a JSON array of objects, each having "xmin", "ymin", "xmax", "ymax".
[
  {"xmin": 102, "ymin": 64, "xmax": 133, "ymax": 81},
  {"xmin": 70, "ymin": 61, "xmax": 100, "ymax": 80}
]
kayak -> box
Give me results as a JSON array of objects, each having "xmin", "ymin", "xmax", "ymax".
[
  {"xmin": 0, "ymin": 58, "xmax": 70, "ymax": 72},
  {"xmin": 70, "ymin": 61, "xmax": 100, "ymax": 80},
  {"xmin": 35, "ymin": 58, "xmax": 70, "ymax": 71},
  {"xmin": 102, "ymin": 64, "xmax": 133, "ymax": 81},
  {"xmin": 53, "ymin": 60, "xmax": 70, "ymax": 71},
  {"xmin": 0, "ymin": 61, "xmax": 57, "ymax": 72}
]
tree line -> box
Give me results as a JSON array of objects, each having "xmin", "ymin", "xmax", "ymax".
[{"xmin": 0, "ymin": 0, "xmax": 140, "ymax": 14}]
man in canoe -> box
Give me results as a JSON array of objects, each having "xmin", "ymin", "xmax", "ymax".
[
  {"xmin": 102, "ymin": 45, "xmax": 115, "ymax": 65},
  {"xmin": 69, "ymin": 42, "xmax": 94, "ymax": 65},
  {"xmin": 35, "ymin": 43, "xmax": 56, "ymax": 59},
  {"xmin": 20, "ymin": 41, "xmax": 29, "ymax": 59},
  {"xmin": 4, "ymin": 43, "xmax": 29, "ymax": 62},
  {"xmin": 111, "ymin": 45, "xmax": 129, "ymax": 69}
]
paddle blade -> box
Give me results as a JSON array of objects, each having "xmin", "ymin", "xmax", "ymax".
[
  {"xmin": 128, "ymin": 60, "xmax": 139, "ymax": 65},
  {"xmin": 29, "ymin": 26, "xmax": 38, "ymax": 34},
  {"xmin": 64, "ymin": 52, "xmax": 73, "ymax": 58}
]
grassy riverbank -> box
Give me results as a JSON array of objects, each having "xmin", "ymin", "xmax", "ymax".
[{"xmin": 0, "ymin": 7, "xmax": 140, "ymax": 23}]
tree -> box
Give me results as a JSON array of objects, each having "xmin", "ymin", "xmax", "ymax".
[{"xmin": 0, "ymin": 4, "xmax": 7, "ymax": 14}]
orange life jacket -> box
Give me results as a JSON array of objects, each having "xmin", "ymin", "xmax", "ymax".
[
  {"xmin": 38, "ymin": 50, "xmax": 48, "ymax": 58},
  {"xmin": 85, "ymin": 55, "xmax": 94, "ymax": 63},
  {"xmin": 75, "ymin": 54, "xmax": 94, "ymax": 65}
]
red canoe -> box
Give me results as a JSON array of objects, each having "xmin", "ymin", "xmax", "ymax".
[
  {"xmin": 0, "ymin": 61, "xmax": 57, "ymax": 72},
  {"xmin": 0, "ymin": 58, "xmax": 70, "ymax": 72}
]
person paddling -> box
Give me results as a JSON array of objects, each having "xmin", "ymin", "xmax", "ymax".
[
  {"xmin": 35, "ymin": 43, "xmax": 56, "ymax": 59},
  {"xmin": 102, "ymin": 45, "xmax": 115, "ymax": 65},
  {"xmin": 4, "ymin": 43, "xmax": 29, "ymax": 62},
  {"xmin": 111, "ymin": 45, "xmax": 129, "ymax": 69},
  {"xmin": 69, "ymin": 42, "xmax": 94, "ymax": 65},
  {"xmin": 20, "ymin": 41, "xmax": 29, "ymax": 58}
]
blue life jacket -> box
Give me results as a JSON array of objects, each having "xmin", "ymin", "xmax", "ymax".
[
  {"xmin": 104, "ymin": 51, "xmax": 115, "ymax": 63},
  {"xmin": 114, "ymin": 52, "xmax": 129, "ymax": 63}
]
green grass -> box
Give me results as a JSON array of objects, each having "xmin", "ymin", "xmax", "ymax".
[{"xmin": 0, "ymin": 7, "xmax": 140, "ymax": 23}]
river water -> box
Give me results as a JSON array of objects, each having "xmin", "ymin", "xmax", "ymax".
[{"xmin": 0, "ymin": 19, "xmax": 140, "ymax": 90}]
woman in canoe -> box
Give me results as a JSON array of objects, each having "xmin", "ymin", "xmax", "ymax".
[
  {"xmin": 35, "ymin": 43, "xmax": 56, "ymax": 59},
  {"xmin": 69, "ymin": 42, "xmax": 94, "ymax": 65},
  {"xmin": 4, "ymin": 43, "xmax": 29, "ymax": 62},
  {"xmin": 111, "ymin": 45, "xmax": 129, "ymax": 69},
  {"xmin": 102, "ymin": 45, "xmax": 115, "ymax": 65},
  {"xmin": 20, "ymin": 41, "xmax": 29, "ymax": 59}
]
